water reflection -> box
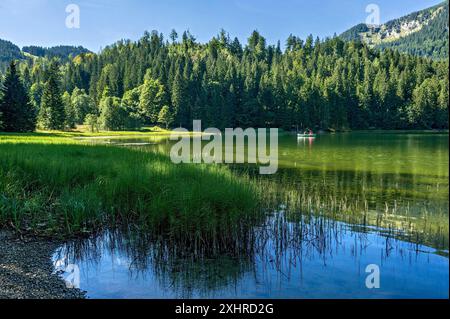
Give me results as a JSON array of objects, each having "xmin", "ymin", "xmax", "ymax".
[
  {"xmin": 54, "ymin": 212, "xmax": 449, "ymax": 299},
  {"xmin": 297, "ymin": 136, "xmax": 316, "ymax": 148}
]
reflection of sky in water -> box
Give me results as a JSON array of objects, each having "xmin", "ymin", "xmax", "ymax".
[{"xmin": 53, "ymin": 218, "xmax": 449, "ymax": 299}]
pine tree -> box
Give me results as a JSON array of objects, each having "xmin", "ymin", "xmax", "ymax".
[
  {"xmin": 29, "ymin": 82, "xmax": 44, "ymax": 109},
  {"xmin": 170, "ymin": 29, "xmax": 178, "ymax": 43},
  {"xmin": 0, "ymin": 61, "xmax": 36, "ymax": 132},
  {"xmin": 171, "ymin": 70, "xmax": 186, "ymax": 127},
  {"xmin": 38, "ymin": 61, "xmax": 65, "ymax": 130},
  {"xmin": 63, "ymin": 91, "xmax": 76, "ymax": 129}
]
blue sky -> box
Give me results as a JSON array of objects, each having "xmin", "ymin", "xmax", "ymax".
[{"xmin": 0, "ymin": 0, "xmax": 444, "ymax": 52}]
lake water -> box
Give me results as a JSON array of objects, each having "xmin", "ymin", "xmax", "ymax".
[{"xmin": 54, "ymin": 132, "xmax": 449, "ymax": 299}]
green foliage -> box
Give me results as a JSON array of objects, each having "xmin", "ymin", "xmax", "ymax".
[
  {"xmin": 62, "ymin": 91, "xmax": 76, "ymax": 129},
  {"xmin": 1, "ymin": 23, "xmax": 449, "ymax": 132},
  {"xmin": 340, "ymin": 24, "xmax": 370, "ymax": 42},
  {"xmin": 38, "ymin": 61, "xmax": 65, "ymax": 130},
  {"xmin": 71, "ymin": 87, "xmax": 96, "ymax": 124},
  {"xmin": 29, "ymin": 82, "xmax": 44, "ymax": 109},
  {"xmin": 158, "ymin": 105, "xmax": 173, "ymax": 129},
  {"xmin": 83, "ymin": 113, "xmax": 100, "ymax": 132},
  {"xmin": 0, "ymin": 39, "xmax": 24, "ymax": 72},
  {"xmin": 22, "ymin": 45, "xmax": 91, "ymax": 62},
  {"xmin": 139, "ymin": 70, "xmax": 166, "ymax": 123},
  {"xmin": 99, "ymin": 95, "xmax": 125, "ymax": 131},
  {"xmin": 122, "ymin": 87, "xmax": 144, "ymax": 129},
  {"xmin": 0, "ymin": 61, "xmax": 36, "ymax": 132},
  {"xmin": 97, "ymin": 86, "xmax": 143, "ymax": 131}
]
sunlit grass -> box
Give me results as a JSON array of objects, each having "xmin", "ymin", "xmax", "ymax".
[{"xmin": 0, "ymin": 134, "xmax": 261, "ymax": 242}]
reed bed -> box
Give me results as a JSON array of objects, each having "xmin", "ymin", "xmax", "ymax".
[{"xmin": 0, "ymin": 136, "xmax": 261, "ymax": 244}]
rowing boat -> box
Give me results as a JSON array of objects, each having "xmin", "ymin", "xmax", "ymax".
[{"xmin": 297, "ymin": 134, "xmax": 317, "ymax": 138}]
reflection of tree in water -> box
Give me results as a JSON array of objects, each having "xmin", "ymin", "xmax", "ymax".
[
  {"xmin": 232, "ymin": 164, "xmax": 448, "ymax": 250},
  {"xmin": 54, "ymin": 209, "xmax": 427, "ymax": 297}
]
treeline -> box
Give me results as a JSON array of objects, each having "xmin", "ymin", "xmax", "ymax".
[
  {"xmin": 1, "ymin": 30, "xmax": 449, "ymax": 132},
  {"xmin": 22, "ymin": 45, "xmax": 91, "ymax": 63},
  {"xmin": 0, "ymin": 60, "xmax": 172, "ymax": 132}
]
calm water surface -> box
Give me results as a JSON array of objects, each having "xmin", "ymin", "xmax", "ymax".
[{"xmin": 54, "ymin": 132, "xmax": 449, "ymax": 298}]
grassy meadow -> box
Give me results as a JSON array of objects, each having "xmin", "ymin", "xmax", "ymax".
[{"xmin": 0, "ymin": 130, "xmax": 261, "ymax": 244}]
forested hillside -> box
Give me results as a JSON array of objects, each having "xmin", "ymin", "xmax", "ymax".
[
  {"xmin": 2, "ymin": 30, "xmax": 447, "ymax": 133},
  {"xmin": 0, "ymin": 41, "xmax": 90, "ymax": 71},
  {"xmin": 0, "ymin": 39, "xmax": 24, "ymax": 72},
  {"xmin": 378, "ymin": 3, "xmax": 449, "ymax": 59},
  {"xmin": 341, "ymin": 1, "xmax": 449, "ymax": 59},
  {"xmin": 22, "ymin": 45, "xmax": 91, "ymax": 62}
]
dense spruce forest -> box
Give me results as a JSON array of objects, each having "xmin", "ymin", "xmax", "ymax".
[{"xmin": 0, "ymin": 30, "xmax": 449, "ymax": 133}]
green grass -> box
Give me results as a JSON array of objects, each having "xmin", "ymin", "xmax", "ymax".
[{"xmin": 0, "ymin": 133, "xmax": 261, "ymax": 242}]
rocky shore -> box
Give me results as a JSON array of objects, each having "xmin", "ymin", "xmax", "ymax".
[{"xmin": 0, "ymin": 231, "xmax": 85, "ymax": 299}]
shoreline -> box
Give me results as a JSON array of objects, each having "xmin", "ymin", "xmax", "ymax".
[{"xmin": 0, "ymin": 231, "xmax": 85, "ymax": 299}]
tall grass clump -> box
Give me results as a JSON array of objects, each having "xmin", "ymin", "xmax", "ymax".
[{"xmin": 0, "ymin": 138, "xmax": 262, "ymax": 246}]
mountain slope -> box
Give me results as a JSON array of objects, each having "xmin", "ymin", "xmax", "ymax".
[
  {"xmin": 0, "ymin": 40, "xmax": 91, "ymax": 72},
  {"xmin": 341, "ymin": 1, "xmax": 449, "ymax": 59},
  {"xmin": 0, "ymin": 39, "xmax": 24, "ymax": 71},
  {"xmin": 22, "ymin": 45, "xmax": 91, "ymax": 63}
]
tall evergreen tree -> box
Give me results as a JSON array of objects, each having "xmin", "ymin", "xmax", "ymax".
[
  {"xmin": 0, "ymin": 61, "xmax": 36, "ymax": 132},
  {"xmin": 38, "ymin": 61, "xmax": 65, "ymax": 130},
  {"xmin": 62, "ymin": 91, "xmax": 76, "ymax": 129}
]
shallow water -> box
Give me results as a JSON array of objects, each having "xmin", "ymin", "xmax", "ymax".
[
  {"xmin": 56, "ymin": 132, "xmax": 449, "ymax": 298},
  {"xmin": 53, "ymin": 215, "xmax": 449, "ymax": 299}
]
